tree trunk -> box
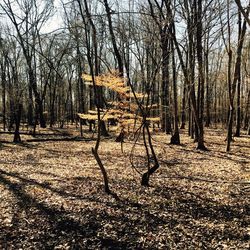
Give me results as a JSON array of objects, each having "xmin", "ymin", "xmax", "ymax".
[
  {"xmin": 195, "ymin": 0, "xmax": 206, "ymax": 150},
  {"xmin": 141, "ymin": 124, "xmax": 159, "ymax": 186},
  {"xmin": 226, "ymin": 9, "xmax": 248, "ymax": 151},
  {"xmin": 205, "ymin": 51, "xmax": 211, "ymax": 127},
  {"xmin": 28, "ymin": 84, "xmax": 33, "ymax": 126},
  {"xmin": 1, "ymin": 60, "xmax": 7, "ymax": 131},
  {"xmin": 29, "ymin": 68, "xmax": 46, "ymax": 128},
  {"xmin": 226, "ymin": 106, "xmax": 234, "ymax": 151},
  {"xmin": 235, "ymin": 11, "xmax": 243, "ymax": 137},
  {"xmin": 170, "ymin": 36, "xmax": 180, "ymax": 145},
  {"xmin": 180, "ymin": 78, "xmax": 186, "ymax": 129},
  {"xmin": 161, "ymin": 32, "xmax": 171, "ymax": 134},
  {"xmin": 13, "ymin": 104, "xmax": 22, "ymax": 143},
  {"xmin": 103, "ymin": 0, "xmax": 124, "ymax": 76},
  {"xmin": 79, "ymin": 0, "xmax": 111, "ymax": 194},
  {"xmin": 50, "ymin": 79, "xmax": 57, "ymax": 127},
  {"xmin": 243, "ymin": 90, "xmax": 250, "ymax": 130}
]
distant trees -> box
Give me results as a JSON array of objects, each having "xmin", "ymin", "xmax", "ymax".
[
  {"xmin": 147, "ymin": 0, "xmax": 172, "ymax": 135},
  {"xmin": 0, "ymin": 0, "xmax": 249, "ymax": 154},
  {"xmin": 0, "ymin": 0, "xmax": 54, "ymax": 128},
  {"xmin": 219, "ymin": 0, "xmax": 250, "ymax": 151},
  {"xmin": 0, "ymin": 36, "xmax": 23, "ymax": 142}
]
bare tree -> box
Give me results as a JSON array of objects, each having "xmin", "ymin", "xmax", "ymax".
[
  {"xmin": 235, "ymin": 0, "xmax": 250, "ymax": 26},
  {"xmin": 0, "ymin": 0, "xmax": 54, "ymax": 128}
]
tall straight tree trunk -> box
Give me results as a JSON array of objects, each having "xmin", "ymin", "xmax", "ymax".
[
  {"xmin": 28, "ymin": 84, "xmax": 33, "ymax": 126},
  {"xmin": 76, "ymin": 40, "xmax": 85, "ymax": 114},
  {"xmin": 235, "ymin": 11, "xmax": 243, "ymax": 137},
  {"xmin": 186, "ymin": 1, "xmax": 197, "ymax": 142},
  {"xmin": 195, "ymin": 0, "xmax": 206, "ymax": 150},
  {"xmin": 243, "ymin": 90, "xmax": 250, "ymax": 130},
  {"xmin": 161, "ymin": 32, "xmax": 171, "ymax": 134},
  {"xmin": 28, "ymin": 67, "xmax": 46, "ymax": 128},
  {"xmin": 188, "ymin": 98, "xmax": 192, "ymax": 136},
  {"xmin": 1, "ymin": 60, "xmax": 7, "ymax": 131},
  {"xmin": 235, "ymin": 65, "xmax": 241, "ymax": 137},
  {"xmin": 180, "ymin": 78, "xmax": 186, "ymax": 129},
  {"xmin": 50, "ymin": 77, "xmax": 57, "ymax": 127},
  {"xmin": 171, "ymin": 11, "xmax": 207, "ymax": 150},
  {"xmin": 69, "ymin": 73, "xmax": 74, "ymax": 124},
  {"xmin": 84, "ymin": 0, "xmax": 108, "ymax": 136},
  {"xmin": 214, "ymin": 79, "xmax": 217, "ymax": 125},
  {"xmin": 226, "ymin": 7, "xmax": 248, "ymax": 151},
  {"xmin": 205, "ymin": 50, "xmax": 211, "ymax": 127},
  {"xmin": 170, "ymin": 36, "xmax": 180, "ymax": 144}
]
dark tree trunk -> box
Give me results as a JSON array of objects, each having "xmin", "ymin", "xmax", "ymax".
[
  {"xmin": 68, "ymin": 74, "xmax": 74, "ymax": 124},
  {"xmin": 226, "ymin": 10, "xmax": 248, "ymax": 151},
  {"xmin": 13, "ymin": 104, "xmax": 22, "ymax": 143},
  {"xmin": 205, "ymin": 50, "xmax": 211, "ymax": 127},
  {"xmin": 141, "ymin": 124, "xmax": 159, "ymax": 186},
  {"xmin": 28, "ymin": 84, "xmax": 33, "ymax": 126},
  {"xmin": 180, "ymin": 80, "xmax": 186, "ymax": 129},
  {"xmin": 50, "ymin": 80, "xmax": 56, "ymax": 127},
  {"xmin": 243, "ymin": 90, "xmax": 250, "ymax": 130},
  {"xmin": 235, "ymin": 72, "xmax": 241, "ymax": 137},
  {"xmin": 161, "ymin": 32, "xmax": 171, "ymax": 134},
  {"xmin": 1, "ymin": 60, "xmax": 7, "ymax": 131},
  {"xmin": 170, "ymin": 36, "xmax": 180, "ymax": 145},
  {"xmin": 77, "ymin": 43, "xmax": 85, "ymax": 114},
  {"xmin": 226, "ymin": 106, "xmax": 234, "ymax": 152},
  {"xmin": 235, "ymin": 11, "xmax": 243, "ymax": 137},
  {"xmin": 79, "ymin": 0, "xmax": 111, "ymax": 194},
  {"xmin": 214, "ymin": 79, "xmax": 217, "ymax": 125},
  {"xmin": 171, "ymin": 13, "xmax": 207, "ymax": 150},
  {"xmin": 103, "ymin": 0, "xmax": 123, "ymax": 76},
  {"xmin": 29, "ymin": 68, "xmax": 46, "ymax": 128},
  {"xmin": 195, "ymin": 0, "xmax": 206, "ymax": 150}
]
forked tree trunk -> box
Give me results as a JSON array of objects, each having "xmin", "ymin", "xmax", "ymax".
[
  {"xmin": 78, "ymin": 0, "xmax": 111, "ymax": 194},
  {"xmin": 141, "ymin": 124, "xmax": 159, "ymax": 186}
]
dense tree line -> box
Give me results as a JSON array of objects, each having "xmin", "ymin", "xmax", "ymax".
[{"xmin": 0, "ymin": 0, "xmax": 249, "ymax": 152}]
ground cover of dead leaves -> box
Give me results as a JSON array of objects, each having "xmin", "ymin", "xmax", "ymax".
[{"xmin": 0, "ymin": 127, "xmax": 249, "ymax": 249}]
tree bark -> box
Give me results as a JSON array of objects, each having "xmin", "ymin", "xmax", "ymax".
[
  {"xmin": 235, "ymin": 11, "xmax": 243, "ymax": 137},
  {"xmin": 161, "ymin": 31, "xmax": 172, "ymax": 134},
  {"xmin": 226, "ymin": 8, "xmax": 248, "ymax": 151},
  {"xmin": 13, "ymin": 104, "xmax": 22, "ymax": 143},
  {"xmin": 170, "ymin": 36, "xmax": 180, "ymax": 145}
]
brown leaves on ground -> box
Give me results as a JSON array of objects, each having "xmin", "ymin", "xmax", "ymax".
[{"xmin": 0, "ymin": 128, "xmax": 249, "ymax": 249}]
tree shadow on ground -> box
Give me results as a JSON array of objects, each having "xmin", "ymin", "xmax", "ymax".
[
  {"xmin": 0, "ymin": 171, "xmax": 130, "ymax": 249},
  {"xmin": 0, "ymin": 168, "xmax": 249, "ymax": 249},
  {"xmin": 0, "ymin": 141, "xmax": 38, "ymax": 149}
]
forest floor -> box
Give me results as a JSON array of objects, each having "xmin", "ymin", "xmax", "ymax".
[{"xmin": 0, "ymin": 125, "xmax": 249, "ymax": 249}]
